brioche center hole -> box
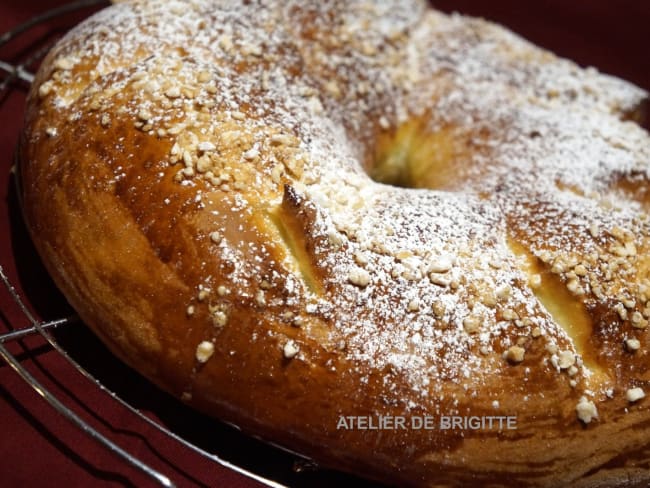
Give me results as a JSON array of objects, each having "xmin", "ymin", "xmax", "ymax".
[{"xmin": 370, "ymin": 119, "xmax": 459, "ymax": 189}]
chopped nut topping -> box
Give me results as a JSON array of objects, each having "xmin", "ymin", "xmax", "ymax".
[
  {"xmin": 137, "ymin": 108, "xmax": 152, "ymax": 121},
  {"xmin": 241, "ymin": 42, "xmax": 262, "ymax": 57},
  {"xmin": 165, "ymin": 86, "xmax": 181, "ymax": 98},
  {"xmin": 574, "ymin": 264, "xmax": 588, "ymax": 276},
  {"xmin": 576, "ymin": 397, "xmax": 598, "ymax": 424},
  {"xmin": 631, "ymin": 311, "xmax": 648, "ymax": 329},
  {"xmin": 407, "ymin": 298, "xmax": 420, "ymax": 312},
  {"xmin": 495, "ymin": 283, "xmax": 511, "ymax": 300},
  {"xmin": 432, "ymin": 302, "xmax": 446, "ymax": 318},
  {"xmin": 396, "ymin": 249, "xmax": 413, "ymax": 263},
  {"xmin": 545, "ymin": 343, "xmax": 559, "ymax": 354},
  {"xmin": 270, "ymin": 133, "xmax": 294, "ymax": 146},
  {"xmin": 243, "ymin": 147, "xmax": 259, "ymax": 160},
  {"xmin": 612, "ymin": 241, "xmax": 637, "ymax": 257},
  {"xmin": 218, "ymin": 33, "xmax": 233, "ymax": 52},
  {"xmin": 463, "ymin": 316, "xmax": 480, "ymax": 334},
  {"xmin": 38, "ymin": 80, "xmax": 54, "ymax": 98},
  {"xmin": 429, "ymin": 273, "xmax": 451, "ymax": 287},
  {"xmin": 505, "ymin": 345, "xmax": 525, "ymax": 363},
  {"xmin": 53, "ymin": 56, "xmax": 77, "ymax": 71},
  {"xmin": 488, "ymin": 259, "xmax": 503, "ymax": 269},
  {"xmin": 198, "ymin": 141, "xmax": 216, "ymax": 152},
  {"xmin": 428, "ymin": 255, "xmax": 454, "ymax": 273},
  {"xmin": 501, "ymin": 309, "xmax": 519, "ymax": 321},
  {"xmin": 482, "ymin": 291, "xmax": 497, "ymax": 308},
  {"xmin": 325, "ymin": 80, "xmax": 341, "ymax": 98},
  {"xmin": 209, "ymin": 231, "xmax": 222, "ymax": 244},
  {"xmin": 623, "ymin": 299, "xmax": 636, "ymax": 309},
  {"xmin": 307, "ymin": 96, "xmax": 323, "ymax": 114},
  {"xmin": 625, "ymin": 338, "xmax": 641, "ymax": 352},
  {"xmin": 557, "ymin": 350, "xmax": 576, "ymax": 369},
  {"xmin": 182, "ymin": 150, "xmax": 193, "ymax": 167},
  {"xmin": 196, "ymin": 156, "xmax": 211, "ymax": 173},
  {"xmin": 626, "ymin": 387, "xmax": 645, "ymax": 403},
  {"xmin": 186, "ymin": 305, "xmax": 195, "ymax": 317},
  {"xmin": 217, "ymin": 285, "xmax": 230, "ymax": 296},
  {"xmin": 566, "ymin": 278, "xmax": 584, "ymax": 296},
  {"xmin": 271, "ymin": 164, "xmax": 283, "ymax": 184},
  {"xmin": 195, "ymin": 341, "xmax": 215, "ymax": 363},
  {"xmin": 197, "ymin": 70, "xmax": 211, "ymax": 83},
  {"xmin": 212, "ymin": 311, "xmax": 228, "ymax": 328},
  {"xmin": 283, "ymin": 340, "xmax": 299, "ymax": 359},
  {"xmin": 348, "ymin": 268, "xmax": 371, "ymax": 287},
  {"xmin": 354, "ymin": 251, "xmax": 369, "ymax": 266},
  {"xmin": 528, "ymin": 274, "xmax": 542, "ymax": 289}
]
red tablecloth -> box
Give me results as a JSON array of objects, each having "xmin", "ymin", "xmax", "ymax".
[{"xmin": 1, "ymin": 2, "xmax": 648, "ymax": 487}]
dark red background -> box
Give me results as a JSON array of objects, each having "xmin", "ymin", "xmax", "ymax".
[{"xmin": 1, "ymin": 1, "xmax": 649, "ymax": 487}]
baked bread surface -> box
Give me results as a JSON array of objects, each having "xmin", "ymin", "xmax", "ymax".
[{"xmin": 19, "ymin": 1, "xmax": 650, "ymax": 486}]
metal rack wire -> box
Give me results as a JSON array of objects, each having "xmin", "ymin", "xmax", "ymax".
[{"xmin": 0, "ymin": 3, "xmax": 294, "ymax": 487}]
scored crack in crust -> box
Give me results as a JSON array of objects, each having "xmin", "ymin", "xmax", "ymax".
[{"xmin": 19, "ymin": 0, "xmax": 650, "ymax": 486}]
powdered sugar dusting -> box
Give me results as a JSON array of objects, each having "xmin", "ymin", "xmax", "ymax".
[{"xmin": 34, "ymin": 0, "xmax": 650, "ymax": 417}]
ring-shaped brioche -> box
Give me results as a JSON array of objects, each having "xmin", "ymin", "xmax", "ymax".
[{"xmin": 19, "ymin": 1, "xmax": 650, "ymax": 486}]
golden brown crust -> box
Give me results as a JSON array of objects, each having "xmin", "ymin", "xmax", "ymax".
[{"xmin": 19, "ymin": 1, "xmax": 650, "ymax": 486}]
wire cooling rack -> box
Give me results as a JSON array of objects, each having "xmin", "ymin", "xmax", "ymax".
[
  {"xmin": 0, "ymin": 2, "xmax": 375, "ymax": 487},
  {"xmin": 0, "ymin": 2, "xmax": 282, "ymax": 487}
]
